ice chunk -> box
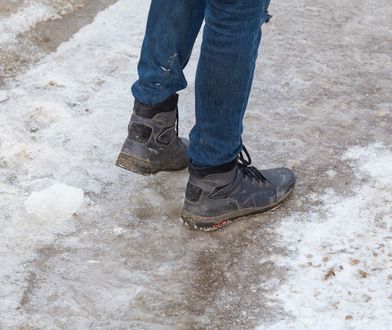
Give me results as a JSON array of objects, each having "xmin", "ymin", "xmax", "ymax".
[{"xmin": 25, "ymin": 183, "xmax": 84, "ymax": 220}]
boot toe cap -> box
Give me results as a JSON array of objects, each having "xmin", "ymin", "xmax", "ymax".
[{"xmin": 262, "ymin": 167, "xmax": 296, "ymax": 200}]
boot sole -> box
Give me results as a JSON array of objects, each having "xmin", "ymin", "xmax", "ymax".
[
  {"xmin": 181, "ymin": 187, "xmax": 295, "ymax": 232},
  {"xmin": 116, "ymin": 152, "xmax": 187, "ymax": 176}
]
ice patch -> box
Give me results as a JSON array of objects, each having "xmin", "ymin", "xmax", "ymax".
[
  {"xmin": 25, "ymin": 182, "xmax": 84, "ymax": 220},
  {"xmin": 0, "ymin": 4, "xmax": 55, "ymax": 44}
]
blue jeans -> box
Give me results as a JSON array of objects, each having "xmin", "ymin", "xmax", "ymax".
[{"xmin": 132, "ymin": 0, "xmax": 271, "ymax": 167}]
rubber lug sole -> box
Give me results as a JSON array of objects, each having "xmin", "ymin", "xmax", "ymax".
[{"xmin": 181, "ymin": 187, "xmax": 295, "ymax": 232}]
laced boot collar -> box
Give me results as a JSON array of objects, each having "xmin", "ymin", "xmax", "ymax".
[
  {"xmin": 134, "ymin": 94, "xmax": 179, "ymax": 119},
  {"xmin": 238, "ymin": 145, "xmax": 267, "ymax": 183}
]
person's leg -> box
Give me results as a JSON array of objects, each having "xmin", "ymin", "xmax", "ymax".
[
  {"xmin": 181, "ymin": 0, "xmax": 296, "ymax": 231},
  {"xmin": 189, "ymin": 0, "xmax": 271, "ymax": 166},
  {"xmin": 117, "ymin": 0, "xmax": 206, "ymax": 175},
  {"xmin": 132, "ymin": 0, "xmax": 206, "ymax": 105}
]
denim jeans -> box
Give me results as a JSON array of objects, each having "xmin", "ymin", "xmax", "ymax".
[{"xmin": 132, "ymin": 0, "xmax": 271, "ymax": 167}]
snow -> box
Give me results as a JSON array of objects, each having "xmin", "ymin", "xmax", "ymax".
[
  {"xmin": 258, "ymin": 144, "xmax": 392, "ymax": 329},
  {"xmin": 0, "ymin": 3, "xmax": 54, "ymax": 44},
  {"xmin": 0, "ymin": 89, "xmax": 8, "ymax": 102},
  {"xmin": 25, "ymin": 182, "xmax": 84, "ymax": 220}
]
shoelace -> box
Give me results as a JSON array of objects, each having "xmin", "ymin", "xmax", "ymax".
[{"xmin": 238, "ymin": 146, "xmax": 267, "ymax": 183}]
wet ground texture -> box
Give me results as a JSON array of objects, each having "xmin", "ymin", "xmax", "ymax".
[{"xmin": 0, "ymin": 0, "xmax": 391, "ymax": 329}]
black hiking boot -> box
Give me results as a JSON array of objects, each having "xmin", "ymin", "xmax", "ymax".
[
  {"xmin": 181, "ymin": 146, "xmax": 295, "ymax": 231},
  {"xmin": 116, "ymin": 94, "xmax": 188, "ymax": 175}
]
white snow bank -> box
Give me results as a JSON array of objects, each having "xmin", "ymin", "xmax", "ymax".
[
  {"xmin": 25, "ymin": 182, "xmax": 84, "ymax": 220},
  {"xmin": 258, "ymin": 144, "xmax": 392, "ymax": 330}
]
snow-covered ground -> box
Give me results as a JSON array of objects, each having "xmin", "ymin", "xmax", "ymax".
[
  {"xmin": 259, "ymin": 144, "xmax": 392, "ymax": 329},
  {"xmin": 0, "ymin": 0, "xmax": 391, "ymax": 329}
]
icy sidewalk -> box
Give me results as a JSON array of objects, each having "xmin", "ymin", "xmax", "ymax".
[
  {"xmin": 1, "ymin": 0, "xmax": 392, "ymax": 328},
  {"xmin": 0, "ymin": 0, "xmax": 156, "ymax": 326}
]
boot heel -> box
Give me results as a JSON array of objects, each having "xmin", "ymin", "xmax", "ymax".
[{"xmin": 116, "ymin": 152, "xmax": 155, "ymax": 176}]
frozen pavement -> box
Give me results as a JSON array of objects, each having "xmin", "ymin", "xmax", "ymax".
[
  {"xmin": 0, "ymin": 0, "xmax": 117, "ymax": 84},
  {"xmin": 0, "ymin": 0, "xmax": 391, "ymax": 329}
]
